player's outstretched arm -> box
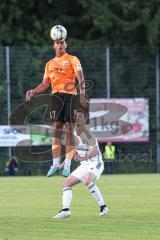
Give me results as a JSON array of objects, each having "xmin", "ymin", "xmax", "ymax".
[{"xmin": 26, "ymin": 81, "xmax": 49, "ymax": 101}]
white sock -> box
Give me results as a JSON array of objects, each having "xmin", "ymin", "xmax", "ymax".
[
  {"xmin": 64, "ymin": 159, "xmax": 71, "ymax": 168},
  {"xmin": 63, "ymin": 187, "xmax": 72, "ymax": 209},
  {"xmin": 88, "ymin": 182, "xmax": 105, "ymax": 206},
  {"xmin": 53, "ymin": 157, "xmax": 60, "ymax": 166}
]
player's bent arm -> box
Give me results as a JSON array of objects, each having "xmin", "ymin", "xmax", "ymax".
[
  {"xmin": 82, "ymin": 145, "xmax": 99, "ymax": 161},
  {"xmin": 75, "ymin": 70, "xmax": 88, "ymax": 108},
  {"xmin": 33, "ymin": 81, "xmax": 49, "ymax": 94},
  {"xmin": 6, "ymin": 160, "xmax": 10, "ymax": 167},
  {"xmin": 75, "ymin": 69, "xmax": 85, "ymax": 94},
  {"xmin": 74, "ymin": 146, "xmax": 99, "ymax": 162},
  {"xmin": 26, "ymin": 81, "xmax": 49, "ymax": 101}
]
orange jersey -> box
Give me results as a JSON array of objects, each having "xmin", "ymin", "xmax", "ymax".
[{"xmin": 43, "ymin": 53, "xmax": 82, "ymax": 95}]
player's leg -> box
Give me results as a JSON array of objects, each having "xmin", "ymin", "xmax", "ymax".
[
  {"xmin": 83, "ymin": 166, "xmax": 109, "ymax": 216},
  {"xmin": 83, "ymin": 172, "xmax": 106, "ymax": 207},
  {"xmin": 61, "ymin": 94, "xmax": 79, "ymax": 177},
  {"xmin": 53, "ymin": 175, "xmax": 80, "ymax": 218},
  {"xmin": 54, "ymin": 164, "xmax": 86, "ymax": 218},
  {"xmin": 47, "ymin": 93, "xmax": 65, "ymax": 177},
  {"xmin": 62, "ymin": 121, "xmax": 75, "ymax": 177},
  {"xmin": 47, "ymin": 121, "xmax": 63, "ymax": 176}
]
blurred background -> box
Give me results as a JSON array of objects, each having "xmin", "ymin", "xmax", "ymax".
[{"xmin": 0, "ymin": 0, "xmax": 160, "ymax": 175}]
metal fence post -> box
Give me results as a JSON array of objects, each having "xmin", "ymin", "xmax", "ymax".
[
  {"xmin": 6, "ymin": 46, "xmax": 12, "ymax": 159},
  {"xmin": 106, "ymin": 47, "xmax": 110, "ymax": 98},
  {"xmin": 156, "ymin": 48, "xmax": 160, "ymax": 173}
]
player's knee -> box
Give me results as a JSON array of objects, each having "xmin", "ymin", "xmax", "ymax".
[
  {"xmin": 53, "ymin": 122, "xmax": 63, "ymax": 130},
  {"xmin": 83, "ymin": 173, "xmax": 96, "ymax": 186},
  {"xmin": 83, "ymin": 179, "xmax": 92, "ymax": 186},
  {"xmin": 63, "ymin": 179, "xmax": 71, "ymax": 188}
]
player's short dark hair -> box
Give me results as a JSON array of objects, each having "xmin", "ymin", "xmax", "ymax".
[{"xmin": 77, "ymin": 108, "xmax": 87, "ymax": 118}]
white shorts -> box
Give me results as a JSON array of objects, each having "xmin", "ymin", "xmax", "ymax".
[{"xmin": 71, "ymin": 160, "xmax": 104, "ymax": 182}]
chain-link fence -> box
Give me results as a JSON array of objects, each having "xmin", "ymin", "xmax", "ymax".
[{"xmin": 0, "ymin": 46, "xmax": 159, "ymax": 175}]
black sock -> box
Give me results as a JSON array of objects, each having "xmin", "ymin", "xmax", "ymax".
[
  {"xmin": 100, "ymin": 205, "xmax": 106, "ymax": 212},
  {"xmin": 62, "ymin": 208, "xmax": 69, "ymax": 211}
]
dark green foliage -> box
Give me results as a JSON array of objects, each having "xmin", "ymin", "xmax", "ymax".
[{"xmin": 1, "ymin": 0, "xmax": 160, "ymax": 46}]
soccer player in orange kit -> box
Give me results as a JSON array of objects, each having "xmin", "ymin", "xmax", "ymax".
[{"xmin": 26, "ymin": 37, "xmax": 88, "ymax": 177}]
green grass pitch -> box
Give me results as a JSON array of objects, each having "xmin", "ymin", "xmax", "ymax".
[{"xmin": 0, "ymin": 174, "xmax": 160, "ymax": 240}]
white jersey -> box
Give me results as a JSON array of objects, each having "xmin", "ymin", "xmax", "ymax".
[
  {"xmin": 71, "ymin": 127, "xmax": 104, "ymax": 181},
  {"xmin": 74, "ymin": 127, "xmax": 103, "ymax": 163}
]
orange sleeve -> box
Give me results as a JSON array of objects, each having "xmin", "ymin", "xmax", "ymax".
[
  {"xmin": 70, "ymin": 56, "xmax": 82, "ymax": 73},
  {"xmin": 43, "ymin": 63, "xmax": 51, "ymax": 85}
]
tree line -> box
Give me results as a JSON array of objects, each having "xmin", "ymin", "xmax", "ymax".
[{"xmin": 0, "ymin": 0, "xmax": 160, "ymax": 46}]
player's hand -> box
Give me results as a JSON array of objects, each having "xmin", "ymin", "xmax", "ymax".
[
  {"xmin": 26, "ymin": 89, "xmax": 36, "ymax": 101},
  {"xmin": 80, "ymin": 94, "xmax": 88, "ymax": 109}
]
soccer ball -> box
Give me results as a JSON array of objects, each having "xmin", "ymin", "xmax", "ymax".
[{"xmin": 50, "ymin": 25, "xmax": 67, "ymax": 41}]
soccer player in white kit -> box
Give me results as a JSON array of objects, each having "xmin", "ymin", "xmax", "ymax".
[{"xmin": 53, "ymin": 110, "xmax": 109, "ymax": 218}]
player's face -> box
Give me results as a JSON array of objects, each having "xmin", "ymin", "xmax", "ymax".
[
  {"xmin": 76, "ymin": 112, "xmax": 86, "ymax": 126},
  {"xmin": 53, "ymin": 40, "xmax": 67, "ymax": 55}
]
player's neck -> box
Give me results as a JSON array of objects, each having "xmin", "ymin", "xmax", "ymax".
[
  {"xmin": 75, "ymin": 126, "xmax": 85, "ymax": 136},
  {"xmin": 56, "ymin": 52, "xmax": 66, "ymax": 58}
]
